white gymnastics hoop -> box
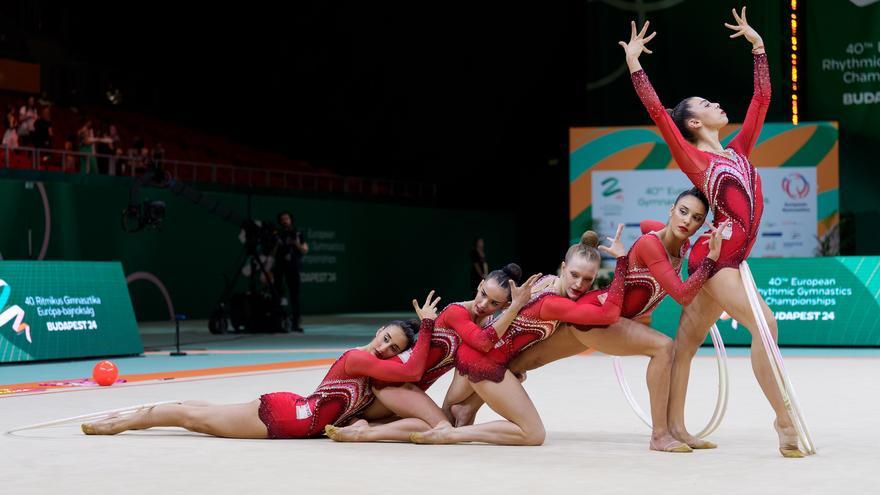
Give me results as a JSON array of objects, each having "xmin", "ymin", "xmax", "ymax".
[
  {"xmin": 6, "ymin": 400, "xmax": 180, "ymax": 434},
  {"xmin": 613, "ymin": 323, "xmax": 729, "ymax": 439},
  {"xmin": 739, "ymin": 261, "xmax": 816, "ymax": 455}
]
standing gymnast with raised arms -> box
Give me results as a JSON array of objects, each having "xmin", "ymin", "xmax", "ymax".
[{"xmin": 621, "ymin": 8, "xmax": 804, "ymax": 456}]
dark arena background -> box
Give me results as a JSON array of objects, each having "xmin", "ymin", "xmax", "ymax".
[{"xmin": 1, "ymin": 2, "xmax": 878, "ymax": 494}]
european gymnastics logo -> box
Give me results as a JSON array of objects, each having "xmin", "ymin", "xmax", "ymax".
[
  {"xmin": 0, "ymin": 280, "xmax": 31, "ymax": 343},
  {"xmin": 782, "ymin": 173, "xmax": 810, "ymax": 200}
]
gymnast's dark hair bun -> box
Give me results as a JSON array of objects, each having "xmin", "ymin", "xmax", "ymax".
[
  {"xmin": 384, "ymin": 318, "xmax": 420, "ymax": 349},
  {"xmin": 501, "ymin": 263, "xmax": 523, "ymax": 284},
  {"xmin": 484, "ymin": 262, "xmax": 525, "ymax": 301},
  {"xmin": 670, "ymin": 97, "xmax": 698, "ymax": 143},
  {"xmin": 401, "ymin": 318, "xmax": 420, "ymax": 336},
  {"xmin": 580, "ymin": 231, "xmax": 600, "ymax": 248}
]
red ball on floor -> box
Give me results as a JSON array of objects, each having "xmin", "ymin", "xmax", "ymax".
[{"xmin": 92, "ymin": 360, "xmax": 119, "ymax": 386}]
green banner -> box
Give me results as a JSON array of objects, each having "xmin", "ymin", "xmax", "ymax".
[
  {"xmin": 806, "ymin": 1, "xmax": 880, "ymax": 132},
  {"xmin": 0, "ymin": 261, "xmax": 142, "ymax": 363},
  {"xmin": 805, "ymin": 1, "xmax": 880, "ymax": 235},
  {"xmin": 649, "ymin": 257, "xmax": 880, "ymax": 346}
]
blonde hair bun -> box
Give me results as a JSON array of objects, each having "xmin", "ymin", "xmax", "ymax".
[{"xmin": 580, "ymin": 230, "xmax": 600, "ymax": 248}]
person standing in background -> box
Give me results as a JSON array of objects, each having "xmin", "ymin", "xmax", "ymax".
[
  {"xmin": 18, "ymin": 96, "xmax": 38, "ymax": 146},
  {"xmin": 95, "ymin": 122, "xmax": 114, "ymax": 174},
  {"xmin": 3, "ymin": 112, "xmax": 19, "ymax": 148},
  {"xmin": 78, "ymin": 120, "xmax": 98, "ymax": 174},
  {"xmin": 470, "ymin": 237, "xmax": 488, "ymax": 289},
  {"xmin": 274, "ymin": 211, "xmax": 309, "ymax": 332}
]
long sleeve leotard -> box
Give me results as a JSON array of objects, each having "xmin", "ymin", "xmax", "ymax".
[
  {"xmin": 372, "ymin": 303, "xmax": 496, "ymax": 391},
  {"xmin": 631, "ymin": 53, "xmax": 770, "ymax": 274},
  {"xmin": 455, "ymin": 256, "xmax": 628, "ymax": 383},
  {"xmin": 258, "ymin": 318, "xmax": 435, "ymax": 438}
]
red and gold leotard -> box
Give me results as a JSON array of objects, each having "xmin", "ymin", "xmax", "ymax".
[
  {"xmin": 414, "ymin": 302, "xmax": 499, "ymax": 388},
  {"xmin": 631, "ymin": 53, "xmax": 770, "ymax": 274},
  {"xmin": 373, "ymin": 300, "xmax": 521, "ymax": 390},
  {"xmin": 455, "ymin": 257, "xmax": 628, "ymax": 383},
  {"xmin": 580, "ymin": 221, "xmax": 715, "ymax": 319},
  {"xmin": 373, "ymin": 304, "xmax": 485, "ymax": 391},
  {"xmin": 258, "ymin": 318, "xmax": 435, "ymax": 439}
]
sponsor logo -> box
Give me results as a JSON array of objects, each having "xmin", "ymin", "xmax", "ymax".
[
  {"xmin": 782, "ymin": 173, "xmax": 810, "ymax": 200},
  {"xmin": 601, "ymin": 177, "xmax": 622, "ymax": 197}
]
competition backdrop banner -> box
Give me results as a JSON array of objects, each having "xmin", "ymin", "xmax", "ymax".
[
  {"xmin": 570, "ymin": 122, "xmax": 840, "ymax": 256},
  {"xmin": 805, "ymin": 1, "xmax": 880, "ymax": 142},
  {"xmin": 0, "ymin": 261, "xmax": 142, "ymax": 363},
  {"xmin": 649, "ymin": 256, "xmax": 880, "ymax": 347}
]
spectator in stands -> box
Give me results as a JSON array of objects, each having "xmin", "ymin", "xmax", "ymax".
[
  {"xmin": 78, "ymin": 119, "xmax": 98, "ymax": 174},
  {"xmin": 103, "ymin": 124, "xmax": 124, "ymax": 175},
  {"xmin": 273, "ymin": 211, "xmax": 309, "ymax": 333},
  {"xmin": 63, "ymin": 137, "xmax": 78, "ymax": 171},
  {"xmin": 18, "ymin": 96, "xmax": 38, "ymax": 146},
  {"xmin": 95, "ymin": 122, "xmax": 115, "ymax": 174},
  {"xmin": 112, "ymin": 148, "xmax": 127, "ymax": 176},
  {"xmin": 108, "ymin": 125, "xmax": 122, "ymax": 153},
  {"xmin": 32, "ymin": 107, "xmax": 53, "ymax": 150},
  {"xmin": 3, "ymin": 113, "xmax": 19, "ymax": 149},
  {"xmin": 140, "ymin": 146, "xmax": 151, "ymax": 171}
]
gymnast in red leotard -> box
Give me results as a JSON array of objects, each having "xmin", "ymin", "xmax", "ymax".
[
  {"xmin": 81, "ymin": 293, "xmax": 442, "ymax": 439},
  {"xmin": 408, "ymin": 231, "xmax": 629, "ymax": 446},
  {"xmin": 622, "ymin": 9, "xmax": 804, "ymax": 457},
  {"xmin": 457, "ymin": 189, "xmax": 727, "ymax": 452},
  {"xmin": 326, "ymin": 265, "xmax": 542, "ymax": 443},
  {"xmin": 583, "ymin": 192, "xmax": 722, "ymax": 320}
]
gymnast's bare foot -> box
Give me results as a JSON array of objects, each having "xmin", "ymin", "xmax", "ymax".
[
  {"xmin": 774, "ymin": 419, "xmax": 804, "ymax": 458},
  {"xmin": 671, "ymin": 427, "xmax": 717, "ymax": 449},
  {"xmin": 325, "ymin": 420, "xmax": 369, "ymax": 442},
  {"xmin": 410, "ymin": 424, "xmax": 457, "ymax": 444},
  {"xmin": 650, "ymin": 432, "xmax": 693, "ymax": 453},
  {"xmin": 81, "ymin": 415, "xmax": 128, "ymax": 435}
]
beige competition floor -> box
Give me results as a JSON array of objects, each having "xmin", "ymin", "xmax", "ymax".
[{"xmin": 2, "ymin": 353, "xmax": 877, "ymax": 495}]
